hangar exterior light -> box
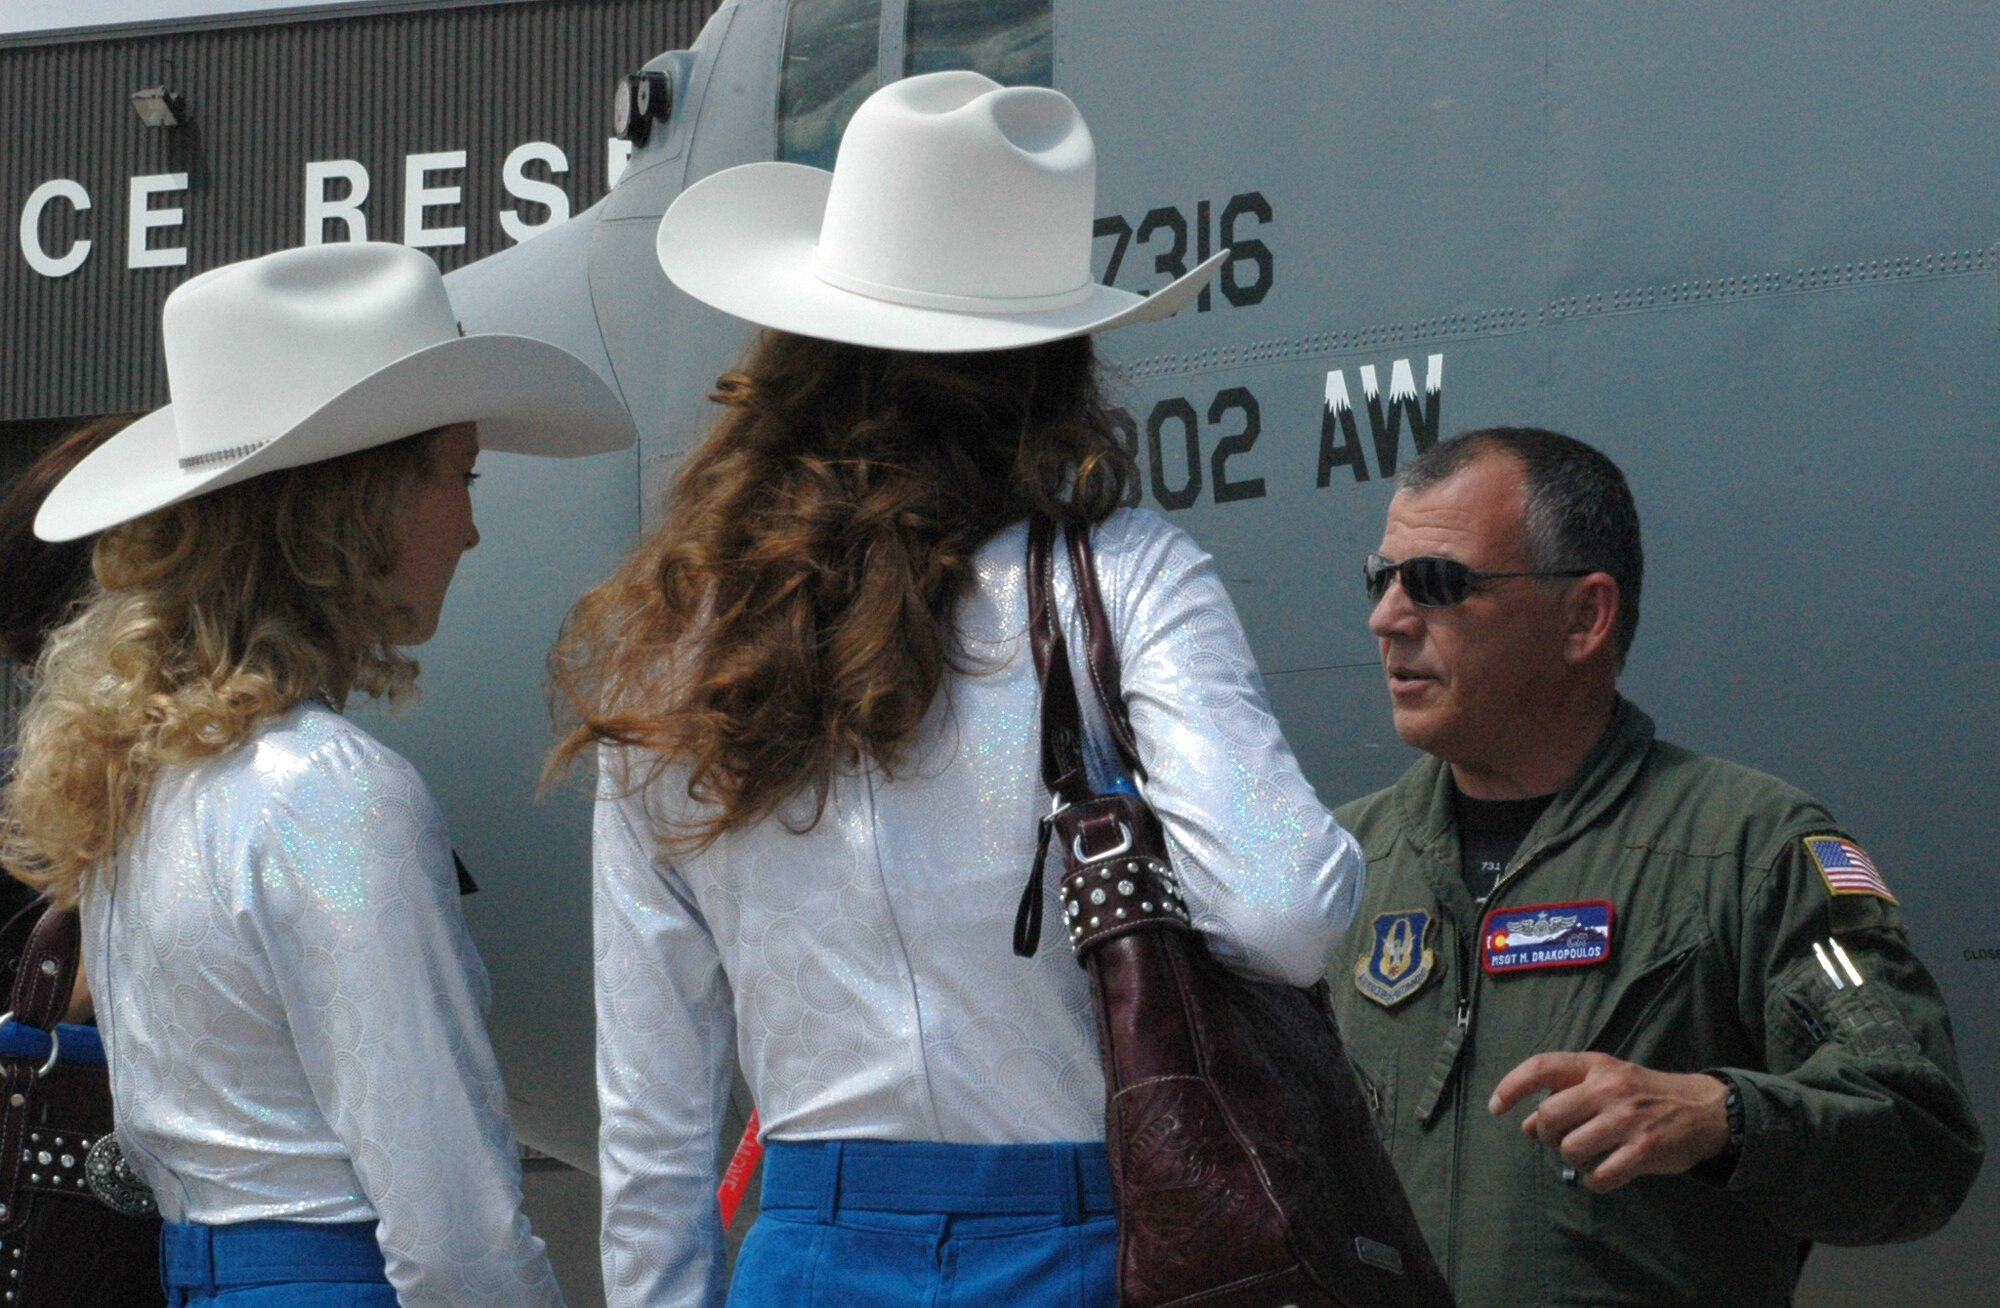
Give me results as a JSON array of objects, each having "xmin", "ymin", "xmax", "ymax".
[{"xmin": 130, "ymin": 87, "xmax": 185, "ymax": 129}]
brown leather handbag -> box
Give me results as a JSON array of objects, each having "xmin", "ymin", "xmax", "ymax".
[
  {"xmin": 1014, "ymin": 518, "xmax": 1453, "ymax": 1308},
  {"xmin": 0, "ymin": 901, "xmax": 163, "ymax": 1307}
]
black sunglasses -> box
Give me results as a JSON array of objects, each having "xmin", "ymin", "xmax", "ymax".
[{"xmin": 1364, "ymin": 552, "xmax": 1592, "ymax": 608}]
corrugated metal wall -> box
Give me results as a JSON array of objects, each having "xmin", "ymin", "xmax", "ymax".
[{"xmin": 0, "ymin": 0, "xmax": 720, "ymax": 422}]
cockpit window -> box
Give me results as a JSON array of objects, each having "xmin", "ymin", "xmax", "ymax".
[
  {"xmin": 905, "ymin": 0, "xmax": 1053, "ymax": 86},
  {"xmin": 777, "ymin": 0, "xmax": 881, "ymax": 170}
]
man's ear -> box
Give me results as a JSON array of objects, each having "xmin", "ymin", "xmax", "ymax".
[{"xmin": 1562, "ymin": 573, "xmax": 1620, "ymax": 665}]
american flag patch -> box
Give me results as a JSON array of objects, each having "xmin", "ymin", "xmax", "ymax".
[{"xmin": 1804, "ymin": 836, "xmax": 1897, "ymax": 903}]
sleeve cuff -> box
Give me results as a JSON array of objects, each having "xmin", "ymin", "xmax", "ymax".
[
  {"xmin": 1703, "ymin": 1067, "xmax": 1797, "ymax": 1195},
  {"xmin": 1689, "ymin": 1069, "xmax": 1746, "ymax": 1187}
]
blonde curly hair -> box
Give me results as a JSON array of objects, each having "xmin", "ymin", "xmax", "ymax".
[{"xmin": 2, "ymin": 430, "xmax": 441, "ymax": 905}]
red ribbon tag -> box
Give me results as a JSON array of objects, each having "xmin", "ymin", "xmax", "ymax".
[{"xmin": 716, "ymin": 1110, "xmax": 762, "ymax": 1229}]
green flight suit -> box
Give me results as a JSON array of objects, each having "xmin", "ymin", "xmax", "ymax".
[{"xmin": 1329, "ymin": 699, "xmax": 1983, "ymax": 1307}]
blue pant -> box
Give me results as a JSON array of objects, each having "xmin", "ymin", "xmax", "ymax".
[
  {"xmin": 729, "ymin": 1139, "xmax": 1117, "ymax": 1308},
  {"xmin": 160, "ymin": 1219, "xmax": 394, "ymax": 1307}
]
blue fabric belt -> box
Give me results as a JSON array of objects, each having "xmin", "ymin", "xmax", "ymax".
[
  {"xmin": 0, "ymin": 1020, "xmax": 104, "ymax": 1066},
  {"xmin": 161, "ymin": 1219, "xmax": 388, "ymax": 1291},
  {"xmin": 761, "ymin": 1139, "xmax": 1115, "ymax": 1222}
]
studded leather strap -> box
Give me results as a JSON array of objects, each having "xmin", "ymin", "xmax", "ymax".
[
  {"xmin": 1027, "ymin": 523, "xmax": 1188, "ymax": 962},
  {"xmin": 1015, "ymin": 517, "xmax": 1107, "ymax": 959},
  {"xmin": 0, "ymin": 905, "xmax": 80, "ymax": 1233},
  {"xmin": 16, "ymin": 1126, "xmax": 97, "ymax": 1200},
  {"xmin": 1057, "ymin": 846, "xmax": 1191, "ymax": 954},
  {"xmin": 11, "ymin": 910, "xmax": 77, "ymax": 1034}
]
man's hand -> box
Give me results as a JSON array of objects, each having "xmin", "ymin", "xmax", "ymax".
[{"xmin": 1489, "ymin": 1052, "xmax": 1730, "ymax": 1193}]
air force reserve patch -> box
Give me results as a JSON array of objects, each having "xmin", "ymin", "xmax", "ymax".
[
  {"xmin": 1804, "ymin": 835, "xmax": 1897, "ymax": 903},
  {"xmin": 1355, "ymin": 910, "xmax": 1436, "ymax": 1007},
  {"xmin": 1482, "ymin": 900, "xmax": 1613, "ymax": 975}
]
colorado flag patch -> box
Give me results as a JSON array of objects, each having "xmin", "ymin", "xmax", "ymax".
[
  {"xmin": 1804, "ymin": 836, "xmax": 1897, "ymax": 904},
  {"xmin": 1482, "ymin": 900, "xmax": 1614, "ymax": 975}
]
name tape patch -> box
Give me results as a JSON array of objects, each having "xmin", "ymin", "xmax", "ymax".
[
  {"xmin": 1803, "ymin": 836, "xmax": 1897, "ymax": 904},
  {"xmin": 1481, "ymin": 900, "xmax": 1614, "ymax": 975}
]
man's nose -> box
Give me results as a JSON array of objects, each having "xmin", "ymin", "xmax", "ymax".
[{"xmin": 1367, "ymin": 576, "xmax": 1421, "ymax": 641}]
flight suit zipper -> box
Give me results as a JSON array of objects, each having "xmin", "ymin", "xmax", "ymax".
[
  {"xmin": 1447, "ymin": 926, "xmax": 1471, "ymax": 1287},
  {"xmin": 1444, "ymin": 840, "xmax": 1548, "ymax": 1295}
]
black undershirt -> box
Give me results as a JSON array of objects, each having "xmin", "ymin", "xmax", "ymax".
[{"xmin": 1454, "ymin": 785, "xmax": 1557, "ymax": 905}]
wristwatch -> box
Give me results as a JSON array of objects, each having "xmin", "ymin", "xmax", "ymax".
[{"xmin": 1704, "ymin": 1069, "xmax": 1746, "ymax": 1171}]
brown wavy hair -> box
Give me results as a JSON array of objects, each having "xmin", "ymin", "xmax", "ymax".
[
  {"xmin": 2, "ymin": 431, "xmax": 442, "ymax": 905},
  {"xmin": 547, "ymin": 330, "xmax": 1132, "ymax": 850}
]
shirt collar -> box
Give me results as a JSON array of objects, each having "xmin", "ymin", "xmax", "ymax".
[{"xmin": 1395, "ymin": 695, "xmax": 1656, "ymax": 864}]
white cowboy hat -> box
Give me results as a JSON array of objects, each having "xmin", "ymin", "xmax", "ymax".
[
  {"xmin": 35, "ymin": 242, "xmax": 638, "ymax": 542},
  {"xmin": 656, "ymin": 70, "xmax": 1226, "ymax": 353}
]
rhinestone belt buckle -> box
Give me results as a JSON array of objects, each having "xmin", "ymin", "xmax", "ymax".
[{"xmin": 83, "ymin": 1136, "xmax": 157, "ymax": 1219}]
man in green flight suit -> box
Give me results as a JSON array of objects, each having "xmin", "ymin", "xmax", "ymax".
[{"xmin": 1329, "ymin": 427, "xmax": 1982, "ymax": 1306}]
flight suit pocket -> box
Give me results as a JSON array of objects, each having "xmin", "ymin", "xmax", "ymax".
[
  {"xmin": 1769, "ymin": 945, "xmax": 1922, "ymax": 1066},
  {"xmin": 1582, "ymin": 941, "xmax": 1703, "ymax": 1061},
  {"xmin": 1571, "ymin": 894, "xmax": 1714, "ymax": 1066}
]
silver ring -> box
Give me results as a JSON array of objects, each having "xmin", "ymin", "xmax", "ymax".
[
  {"xmin": 1073, "ymin": 820, "xmax": 1134, "ymax": 864},
  {"xmin": 0, "ymin": 1011, "xmax": 61, "ymax": 1079}
]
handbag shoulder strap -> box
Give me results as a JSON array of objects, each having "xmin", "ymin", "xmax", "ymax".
[
  {"xmin": 1016, "ymin": 516, "xmax": 1160, "ymax": 957},
  {"xmin": 1017, "ymin": 517, "xmax": 1101, "ymax": 957},
  {"xmin": 1061, "ymin": 523, "xmax": 1146, "ymax": 783},
  {"xmin": 7, "ymin": 905, "xmax": 79, "ymax": 1035},
  {"xmin": 1026, "ymin": 516, "xmax": 1092, "ymax": 808},
  {"xmin": 0, "ymin": 901, "xmax": 80, "ymax": 1226}
]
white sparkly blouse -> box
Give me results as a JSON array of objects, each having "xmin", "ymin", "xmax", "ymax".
[
  {"xmin": 80, "ymin": 704, "xmax": 564, "ymax": 1307},
  {"xmin": 595, "ymin": 509, "xmax": 1365, "ymax": 1307}
]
